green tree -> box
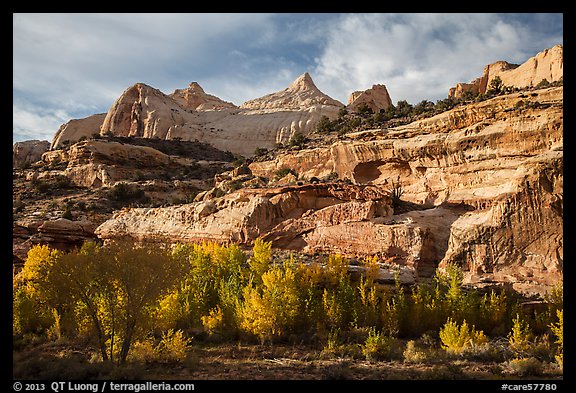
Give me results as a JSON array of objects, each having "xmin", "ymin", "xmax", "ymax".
[
  {"xmin": 315, "ymin": 115, "xmax": 333, "ymax": 133},
  {"xmin": 288, "ymin": 132, "xmax": 307, "ymax": 148},
  {"xmin": 487, "ymin": 76, "xmax": 504, "ymax": 96}
]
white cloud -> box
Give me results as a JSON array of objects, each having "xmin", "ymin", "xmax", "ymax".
[
  {"xmin": 13, "ymin": 102, "xmax": 71, "ymax": 142},
  {"xmin": 313, "ymin": 13, "xmax": 562, "ymax": 104},
  {"xmin": 13, "ymin": 13, "xmax": 562, "ymax": 143}
]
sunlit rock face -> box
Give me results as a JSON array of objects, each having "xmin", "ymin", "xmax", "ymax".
[
  {"xmin": 96, "ymin": 86, "xmax": 563, "ymax": 296},
  {"xmin": 449, "ymin": 44, "xmax": 563, "ymax": 99}
]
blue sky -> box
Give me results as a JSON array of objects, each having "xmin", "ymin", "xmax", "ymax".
[{"xmin": 13, "ymin": 13, "xmax": 563, "ymax": 143}]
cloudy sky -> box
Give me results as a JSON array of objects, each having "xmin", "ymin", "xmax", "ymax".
[{"xmin": 13, "ymin": 13, "xmax": 563, "ymax": 143}]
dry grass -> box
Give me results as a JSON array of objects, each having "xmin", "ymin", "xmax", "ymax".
[{"xmin": 13, "ymin": 340, "xmax": 563, "ymax": 381}]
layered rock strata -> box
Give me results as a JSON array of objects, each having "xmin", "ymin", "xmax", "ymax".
[
  {"xmin": 449, "ymin": 44, "xmax": 563, "ymax": 99},
  {"xmin": 96, "ymin": 86, "xmax": 563, "ymax": 295}
]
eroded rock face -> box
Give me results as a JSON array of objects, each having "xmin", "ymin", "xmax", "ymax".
[
  {"xmin": 347, "ymin": 84, "xmax": 393, "ymax": 113},
  {"xmin": 240, "ymin": 72, "xmax": 344, "ymax": 111},
  {"xmin": 89, "ymin": 74, "xmax": 343, "ymax": 157},
  {"xmin": 96, "ymin": 86, "xmax": 563, "ymax": 295},
  {"xmin": 449, "ymin": 44, "xmax": 563, "ymax": 98},
  {"xmin": 169, "ymin": 82, "xmax": 237, "ymax": 111},
  {"xmin": 13, "ymin": 140, "xmax": 50, "ymax": 168},
  {"xmin": 14, "ymin": 217, "xmax": 98, "ymax": 262},
  {"xmin": 51, "ymin": 113, "xmax": 106, "ymax": 149}
]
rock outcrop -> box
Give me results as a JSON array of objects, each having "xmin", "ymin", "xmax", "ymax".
[
  {"xmin": 13, "ymin": 140, "xmax": 50, "ymax": 168},
  {"xmin": 76, "ymin": 74, "xmax": 342, "ymax": 157},
  {"xmin": 169, "ymin": 82, "xmax": 237, "ymax": 111},
  {"xmin": 96, "ymin": 85, "xmax": 563, "ymax": 295},
  {"xmin": 347, "ymin": 84, "xmax": 393, "ymax": 113},
  {"xmin": 240, "ymin": 72, "xmax": 344, "ymax": 111},
  {"xmin": 449, "ymin": 44, "xmax": 563, "ymax": 99},
  {"xmin": 51, "ymin": 113, "xmax": 106, "ymax": 149}
]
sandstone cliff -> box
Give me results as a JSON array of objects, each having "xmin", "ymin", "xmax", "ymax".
[
  {"xmin": 51, "ymin": 113, "xmax": 106, "ymax": 149},
  {"xmin": 169, "ymin": 82, "xmax": 237, "ymax": 111},
  {"xmin": 95, "ymin": 86, "xmax": 563, "ymax": 295},
  {"xmin": 449, "ymin": 44, "xmax": 563, "ymax": 98},
  {"xmin": 347, "ymin": 84, "xmax": 392, "ymax": 113},
  {"xmin": 13, "ymin": 139, "xmax": 50, "ymax": 168},
  {"xmin": 240, "ymin": 72, "xmax": 343, "ymax": 111},
  {"xmin": 68, "ymin": 74, "xmax": 343, "ymax": 157}
]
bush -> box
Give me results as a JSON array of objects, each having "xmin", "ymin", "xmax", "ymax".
[
  {"xmin": 549, "ymin": 309, "xmax": 563, "ymax": 366},
  {"xmin": 129, "ymin": 339, "xmax": 157, "ymax": 363},
  {"xmin": 288, "ymin": 132, "xmax": 307, "ymax": 148},
  {"xmin": 274, "ymin": 168, "xmax": 297, "ymax": 180},
  {"xmin": 315, "ymin": 115, "xmax": 333, "ymax": 133},
  {"xmin": 535, "ymin": 79, "xmax": 550, "ymax": 89},
  {"xmin": 156, "ymin": 330, "xmax": 191, "ymax": 363},
  {"xmin": 508, "ymin": 314, "xmax": 534, "ymax": 356},
  {"xmin": 507, "ymin": 357, "xmax": 543, "ymax": 376},
  {"xmin": 362, "ymin": 327, "xmax": 397, "ymax": 361},
  {"xmin": 254, "ymin": 147, "xmax": 268, "ymax": 156},
  {"xmin": 108, "ymin": 183, "xmax": 150, "ymax": 205},
  {"xmin": 403, "ymin": 340, "xmax": 431, "ymax": 363},
  {"xmin": 201, "ymin": 306, "xmax": 224, "ymax": 335},
  {"xmin": 439, "ymin": 318, "xmax": 487, "ymax": 355}
]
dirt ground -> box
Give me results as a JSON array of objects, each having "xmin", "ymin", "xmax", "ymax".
[{"xmin": 13, "ymin": 340, "xmax": 563, "ymax": 381}]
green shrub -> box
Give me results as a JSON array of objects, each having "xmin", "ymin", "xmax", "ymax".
[
  {"xmin": 288, "ymin": 132, "xmax": 307, "ymax": 148},
  {"xmin": 274, "ymin": 168, "xmax": 297, "ymax": 180}
]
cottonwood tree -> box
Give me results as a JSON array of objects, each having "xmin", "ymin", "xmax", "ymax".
[{"xmin": 33, "ymin": 240, "xmax": 185, "ymax": 363}]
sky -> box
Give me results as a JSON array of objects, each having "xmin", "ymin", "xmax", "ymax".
[{"xmin": 13, "ymin": 13, "xmax": 563, "ymax": 143}]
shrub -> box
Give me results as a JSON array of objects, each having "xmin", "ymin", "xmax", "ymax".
[
  {"xmin": 201, "ymin": 306, "xmax": 224, "ymax": 335},
  {"xmin": 156, "ymin": 329, "xmax": 191, "ymax": 363},
  {"xmin": 507, "ymin": 357, "xmax": 543, "ymax": 377},
  {"xmin": 549, "ymin": 309, "xmax": 563, "ymax": 366},
  {"xmin": 288, "ymin": 131, "xmax": 307, "ymax": 148},
  {"xmin": 478, "ymin": 289, "xmax": 509, "ymax": 336},
  {"xmin": 315, "ymin": 115, "xmax": 333, "ymax": 133},
  {"xmin": 387, "ymin": 177, "xmax": 404, "ymax": 201},
  {"xmin": 362, "ymin": 327, "xmax": 397, "ymax": 361},
  {"xmin": 129, "ymin": 339, "xmax": 157, "ymax": 363},
  {"xmin": 108, "ymin": 183, "xmax": 150, "ymax": 205},
  {"xmin": 31, "ymin": 179, "xmax": 51, "ymax": 194},
  {"xmin": 274, "ymin": 168, "xmax": 297, "ymax": 180},
  {"xmin": 535, "ymin": 79, "xmax": 550, "ymax": 89},
  {"xmin": 403, "ymin": 339, "xmax": 431, "ymax": 363},
  {"xmin": 508, "ymin": 314, "xmax": 534, "ymax": 356},
  {"xmin": 439, "ymin": 318, "xmax": 487, "ymax": 355},
  {"xmin": 13, "ymin": 286, "xmax": 54, "ymax": 336},
  {"xmin": 487, "ymin": 76, "xmax": 505, "ymax": 96},
  {"xmin": 254, "ymin": 147, "xmax": 268, "ymax": 156}
]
